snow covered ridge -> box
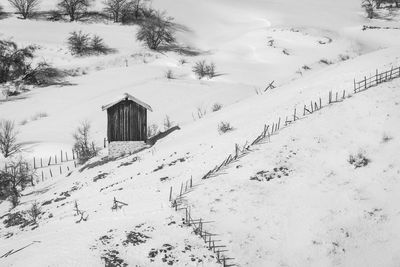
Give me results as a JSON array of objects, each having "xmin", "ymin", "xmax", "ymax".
[{"xmin": 167, "ymin": 64, "xmax": 400, "ymax": 266}]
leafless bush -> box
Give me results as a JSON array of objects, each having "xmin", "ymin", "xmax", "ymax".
[
  {"xmin": 192, "ymin": 60, "xmax": 216, "ymax": 79},
  {"xmin": 27, "ymin": 201, "xmax": 42, "ymax": 224},
  {"xmin": 147, "ymin": 123, "xmax": 159, "ymax": 138},
  {"xmin": 120, "ymin": 0, "xmax": 152, "ymax": 24},
  {"xmin": 136, "ymin": 11, "xmax": 176, "ymax": 50},
  {"xmin": 0, "ymin": 40, "xmax": 36, "ymax": 84},
  {"xmin": 58, "ymin": 0, "xmax": 93, "ymax": 22},
  {"xmin": 0, "ymin": 120, "xmax": 21, "ymax": 158},
  {"xmin": 193, "ymin": 106, "xmax": 207, "ymax": 120},
  {"xmin": 211, "ymin": 103, "xmax": 223, "ymax": 112},
  {"xmin": 8, "ymin": 0, "xmax": 40, "ymax": 19},
  {"xmin": 103, "ymin": 0, "xmax": 130, "ymax": 22},
  {"xmin": 0, "ymin": 157, "xmax": 35, "ymax": 207},
  {"xmin": 338, "ymin": 54, "xmax": 350, "ymax": 61},
  {"xmin": 67, "ymin": 31, "xmax": 114, "ymax": 56},
  {"xmin": 382, "ymin": 133, "xmax": 393, "ymax": 143},
  {"xmin": 362, "ymin": 0, "xmax": 377, "ymax": 18},
  {"xmin": 19, "ymin": 119, "xmax": 29, "ymax": 126},
  {"xmin": 319, "ymin": 58, "xmax": 333, "ymax": 65},
  {"xmin": 165, "ymin": 69, "xmax": 175, "ymax": 79},
  {"xmin": 163, "ymin": 115, "xmax": 174, "ymax": 130},
  {"xmin": 179, "ymin": 58, "xmax": 187, "ymax": 65},
  {"xmin": 72, "ymin": 121, "xmax": 99, "ymax": 164},
  {"xmin": 348, "ymin": 151, "xmax": 370, "ymax": 168},
  {"xmin": 31, "ymin": 112, "xmax": 48, "ymax": 121},
  {"xmin": 22, "ymin": 62, "xmax": 66, "ymax": 86},
  {"xmin": 218, "ymin": 121, "xmax": 234, "ymax": 134}
]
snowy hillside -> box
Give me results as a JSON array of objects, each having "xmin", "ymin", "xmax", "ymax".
[{"xmin": 1, "ymin": 0, "xmax": 400, "ymax": 266}]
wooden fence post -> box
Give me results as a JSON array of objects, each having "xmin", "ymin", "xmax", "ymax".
[
  {"xmin": 364, "ymin": 76, "xmax": 367, "ymax": 90},
  {"xmin": 61, "ymin": 150, "xmax": 63, "ymax": 162},
  {"xmin": 33, "ymin": 157, "xmax": 36, "ymax": 169},
  {"xmin": 169, "ymin": 186, "xmax": 172, "ymax": 202}
]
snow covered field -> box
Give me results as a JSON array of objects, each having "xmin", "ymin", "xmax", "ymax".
[{"xmin": 1, "ymin": 0, "xmax": 400, "ymax": 266}]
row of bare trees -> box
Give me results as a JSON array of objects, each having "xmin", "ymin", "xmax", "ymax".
[
  {"xmin": 362, "ymin": 0, "xmax": 400, "ymax": 18},
  {"xmin": 5, "ymin": 0, "xmax": 151, "ymax": 22}
]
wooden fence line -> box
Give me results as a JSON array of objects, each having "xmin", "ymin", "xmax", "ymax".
[
  {"xmin": 169, "ymin": 179, "xmax": 237, "ymax": 267},
  {"xmin": 168, "ymin": 64, "xmax": 400, "ymax": 266}
]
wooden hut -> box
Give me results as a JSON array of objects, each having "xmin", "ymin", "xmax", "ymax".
[{"xmin": 102, "ymin": 93, "xmax": 153, "ymax": 145}]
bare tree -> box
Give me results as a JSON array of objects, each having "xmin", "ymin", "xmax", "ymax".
[
  {"xmin": 0, "ymin": 40, "xmax": 36, "ymax": 84},
  {"xmin": 73, "ymin": 121, "xmax": 99, "ymax": 163},
  {"xmin": 57, "ymin": 0, "xmax": 92, "ymax": 22},
  {"xmin": 136, "ymin": 11, "xmax": 176, "ymax": 50},
  {"xmin": 103, "ymin": 0, "xmax": 129, "ymax": 22},
  {"xmin": 0, "ymin": 120, "xmax": 21, "ymax": 158},
  {"xmin": 8, "ymin": 0, "xmax": 40, "ymax": 19},
  {"xmin": 131, "ymin": 0, "xmax": 149, "ymax": 20},
  {"xmin": 0, "ymin": 157, "xmax": 35, "ymax": 207}
]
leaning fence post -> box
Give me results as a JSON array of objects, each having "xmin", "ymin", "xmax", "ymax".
[
  {"xmin": 190, "ymin": 176, "xmax": 193, "ymax": 188},
  {"xmin": 364, "ymin": 76, "xmax": 367, "ymax": 90},
  {"xmin": 353, "ymin": 78, "xmax": 357, "ymax": 93}
]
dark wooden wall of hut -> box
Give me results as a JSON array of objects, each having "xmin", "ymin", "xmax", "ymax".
[{"xmin": 107, "ymin": 100, "xmax": 147, "ymax": 142}]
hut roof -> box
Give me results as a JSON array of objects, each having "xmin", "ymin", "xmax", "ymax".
[{"xmin": 101, "ymin": 93, "xmax": 153, "ymax": 112}]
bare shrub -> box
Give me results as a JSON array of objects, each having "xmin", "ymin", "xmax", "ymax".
[
  {"xmin": 362, "ymin": 0, "xmax": 377, "ymax": 18},
  {"xmin": 348, "ymin": 151, "xmax": 370, "ymax": 168},
  {"xmin": 211, "ymin": 103, "xmax": 223, "ymax": 112},
  {"xmin": 120, "ymin": 0, "xmax": 151, "ymax": 24},
  {"xmin": 163, "ymin": 115, "xmax": 174, "ymax": 130},
  {"xmin": 382, "ymin": 133, "xmax": 393, "ymax": 143},
  {"xmin": 27, "ymin": 201, "xmax": 42, "ymax": 224},
  {"xmin": 31, "ymin": 112, "xmax": 48, "ymax": 121},
  {"xmin": 90, "ymin": 35, "xmax": 114, "ymax": 54},
  {"xmin": 72, "ymin": 121, "xmax": 99, "ymax": 164},
  {"xmin": 218, "ymin": 121, "xmax": 234, "ymax": 134},
  {"xmin": 67, "ymin": 31, "xmax": 90, "ymax": 55},
  {"xmin": 58, "ymin": 0, "xmax": 93, "ymax": 22},
  {"xmin": 179, "ymin": 58, "xmax": 187, "ymax": 65},
  {"xmin": 136, "ymin": 11, "xmax": 176, "ymax": 50},
  {"xmin": 19, "ymin": 119, "xmax": 28, "ymax": 126},
  {"xmin": 22, "ymin": 62, "xmax": 66, "ymax": 86},
  {"xmin": 8, "ymin": 0, "xmax": 40, "ymax": 19},
  {"xmin": 338, "ymin": 54, "xmax": 350, "ymax": 61},
  {"xmin": 165, "ymin": 69, "xmax": 175, "ymax": 79},
  {"xmin": 0, "ymin": 40, "xmax": 35, "ymax": 84},
  {"xmin": 319, "ymin": 58, "xmax": 333, "ymax": 65},
  {"xmin": 0, "ymin": 120, "xmax": 21, "ymax": 158},
  {"xmin": 103, "ymin": 0, "xmax": 130, "ymax": 22},
  {"xmin": 147, "ymin": 123, "xmax": 159, "ymax": 138},
  {"xmin": 193, "ymin": 106, "xmax": 206, "ymax": 120},
  {"xmin": 192, "ymin": 60, "xmax": 216, "ymax": 79},
  {"xmin": 67, "ymin": 31, "xmax": 113, "ymax": 56},
  {"xmin": 0, "ymin": 157, "xmax": 35, "ymax": 207}
]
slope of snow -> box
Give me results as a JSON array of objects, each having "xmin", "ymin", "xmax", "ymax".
[{"xmin": 1, "ymin": 1, "xmax": 400, "ymax": 266}]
